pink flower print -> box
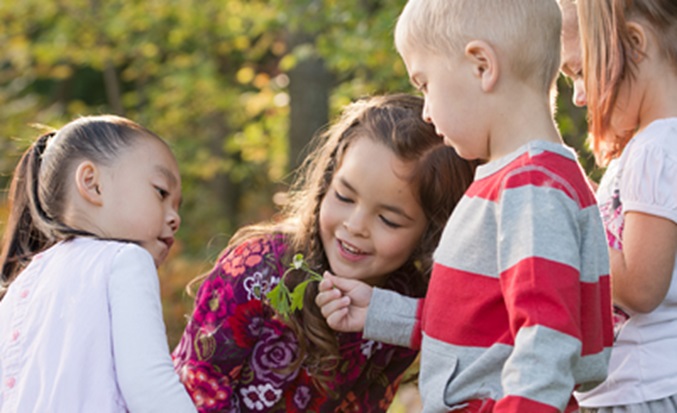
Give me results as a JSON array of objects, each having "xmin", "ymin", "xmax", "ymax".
[
  {"xmin": 360, "ymin": 339, "xmax": 382, "ymax": 359},
  {"xmin": 229, "ymin": 300, "xmax": 265, "ymax": 348},
  {"xmin": 193, "ymin": 277, "xmax": 237, "ymax": 326},
  {"xmin": 292, "ymin": 385, "xmax": 312, "ymax": 410},
  {"xmin": 240, "ymin": 383, "xmax": 283, "ymax": 411},
  {"xmin": 286, "ymin": 369, "xmax": 327, "ymax": 412},
  {"xmin": 338, "ymin": 351, "xmax": 366, "ymax": 383},
  {"xmin": 221, "ymin": 238, "xmax": 272, "ymax": 277},
  {"xmin": 179, "ymin": 361, "xmax": 233, "ymax": 410},
  {"xmin": 250, "ymin": 327, "xmax": 299, "ymax": 386},
  {"xmin": 612, "ymin": 305, "xmax": 630, "ymax": 341},
  {"xmin": 243, "ymin": 271, "xmax": 271, "ymax": 301},
  {"xmin": 600, "ymin": 189, "xmax": 624, "ymax": 250}
]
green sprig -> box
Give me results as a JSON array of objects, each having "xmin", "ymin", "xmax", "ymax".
[{"xmin": 266, "ymin": 253, "xmax": 322, "ymax": 318}]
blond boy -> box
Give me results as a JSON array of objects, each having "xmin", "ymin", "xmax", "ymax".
[{"xmin": 316, "ymin": 0, "xmax": 613, "ymax": 412}]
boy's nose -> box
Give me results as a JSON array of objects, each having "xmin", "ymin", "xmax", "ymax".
[
  {"xmin": 422, "ymin": 103, "xmax": 433, "ymax": 124},
  {"xmin": 572, "ymin": 79, "xmax": 587, "ymax": 107}
]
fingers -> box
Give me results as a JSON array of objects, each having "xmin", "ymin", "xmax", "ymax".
[
  {"xmin": 322, "ymin": 270, "xmax": 353, "ymax": 292},
  {"xmin": 318, "ymin": 276, "xmax": 334, "ymax": 293},
  {"xmin": 315, "ymin": 286, "xmax": 350, "ymax": 318},
  {"xmin": 326, "ymin": 307, "xmax": 350, "ymax": 330}
]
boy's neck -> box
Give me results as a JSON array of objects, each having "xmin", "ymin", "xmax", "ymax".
[{"xmin": 486, "ymin": 86, "xmax": 561, "ymax": 162}]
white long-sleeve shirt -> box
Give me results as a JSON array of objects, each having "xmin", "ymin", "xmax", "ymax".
[{"xmin": 0, "ymin": 238, "xmax": 196, "ymax": 413}]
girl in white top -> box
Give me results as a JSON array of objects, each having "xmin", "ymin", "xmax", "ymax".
[
  {"xmin": 0, "ymin": 115, "xmax": 196, "ymax": 413},
  {"xmin": 574, "ymin": 0, "xmax": 677, "ymax": 411}
]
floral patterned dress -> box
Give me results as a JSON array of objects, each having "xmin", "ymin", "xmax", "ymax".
[{"xmin": 172, "ymin": 233, "xmax": 424, "ymax": 412}]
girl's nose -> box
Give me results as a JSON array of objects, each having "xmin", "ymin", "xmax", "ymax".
[
  {"xmin": 343, "ymin": 210, "xmax": 368, "ymax": 237},
  {"xmin": 168, "ymin": 209, "xmax": 181, "ymax": 233}
]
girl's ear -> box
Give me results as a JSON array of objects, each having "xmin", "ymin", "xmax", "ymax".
[
  {"xmin": 465, "ymin": 40, "xmax": 499, "ymax": 92},
  {"xmin": 627, "ymin": 21, "xmax": 648, "ymax": 63},
  {"xmin": 74, "ymin": 161, "xmax": 103, "ymax": 206}
]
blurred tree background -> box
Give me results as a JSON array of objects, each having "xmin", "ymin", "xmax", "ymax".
[{"xmin": 0, "ymin": 1, "xmax": 594, "ymax": 409}]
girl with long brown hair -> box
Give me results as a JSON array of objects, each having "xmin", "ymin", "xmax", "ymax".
[{"xmin": 172, "ymin": 94, "xmax": 477, "ymax": 412}]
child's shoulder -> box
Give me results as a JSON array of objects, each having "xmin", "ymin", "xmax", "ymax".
[
  {"xmin": 473, "ymin": 141, "xmax": 594, "ymax": 207},
  {"xmin": 219, "ymin": 232, "xmax": 289, "ymax": 263},
  {"xmin": 630, "ymin": 118, "xmax": 677, "ymax": 156},
  {"xmin": 210, "ymin": 232, "xmax": 290, "ymax": 283},
  {"xmin": 49, "ymin": 237, "xmax": 146, "ymax": 260}
]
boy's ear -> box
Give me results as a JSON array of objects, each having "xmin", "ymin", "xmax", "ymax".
[
  {"xmin": 74, "ymin": 161, "xmax": 103, "ymax": 206},
  {"xmin": 465, "ymin": 40, "xmax": 499, "ymax": 92}
]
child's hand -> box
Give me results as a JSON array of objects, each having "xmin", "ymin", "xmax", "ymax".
[{"xmin": 315, "ymin": 271, "xmax": 373, "ymax": 333}]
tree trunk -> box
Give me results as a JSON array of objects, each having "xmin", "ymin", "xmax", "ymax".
[{"xmin": 287, "ymin": 34, "xmax": 333, "ymax": 172}]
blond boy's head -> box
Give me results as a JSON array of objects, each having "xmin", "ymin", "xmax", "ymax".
[{"xmin": 395, "ymin": 0, "xmax": 562, "ymax": 94}]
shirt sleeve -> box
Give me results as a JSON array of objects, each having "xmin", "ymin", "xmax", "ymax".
[
  {"xmin": 364, "ymin": 288, "xmax": 423, "ymax": 349},
  {"xmin": 109, "ymin": 244, "xmax": 197, "ymax": 413},
  {"xmin": 620, "ymin": 143, "xmax": 677, "ymax": 224}
]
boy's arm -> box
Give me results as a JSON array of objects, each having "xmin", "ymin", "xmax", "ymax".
[
  {"xmin": 364, "ymin": 288, "xmax": 423, "ymax": 349},
  {"xmin": 494, "ymin": 182, "xmax": 610, "ymax": 412},
  {"xmin": 317, "ymin": 272, "xmax": 423, "ymax": 348}
]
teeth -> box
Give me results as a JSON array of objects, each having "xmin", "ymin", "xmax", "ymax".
[{"xmin": 340, "ymin": 240, "xmax": 362, "ymax": 254}]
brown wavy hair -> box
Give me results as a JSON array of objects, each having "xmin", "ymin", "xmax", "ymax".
[
  {"xmin": 205, "ymin": 94, "xmax": 477, "ymax": 392},
  {"xmin": 578, "ymin": 0, "xmax": 677, "ymax": 165}
]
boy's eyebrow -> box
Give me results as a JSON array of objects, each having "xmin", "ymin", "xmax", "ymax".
[{"xmin": 339, "ymin": 177, "xmax": 416, "ymax": 222}]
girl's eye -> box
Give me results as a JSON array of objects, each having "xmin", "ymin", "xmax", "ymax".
[
  {"xmin": 380, "ymin": 215, "xmax": 402, "ymax": 229},
  {"xmin": 155, "ymin": 186, "xmax": 169, "ymax": 199},
  {"xmin": 334, "ymin": 190, "xmax": 352, "ymax": 203}
]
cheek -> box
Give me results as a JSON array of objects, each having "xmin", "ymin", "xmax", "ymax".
[
  {"xmin": 377, "ymin": 228, "xmax": 423, "ymax": 264},
  {"xmin": 318, "ymin": 197, "xmax": 334, "ymax": 237}
]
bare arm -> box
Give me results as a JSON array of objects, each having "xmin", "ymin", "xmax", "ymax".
[{"xmin": 611, "ymin": 211, "xmax": 677, "ymax": 313}]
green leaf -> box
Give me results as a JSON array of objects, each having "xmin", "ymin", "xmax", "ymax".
[
  {"xmin": 266, "ymin": 283, "xmax": 284, "ymax": 309},
  {"xmin": 290, "ymin": 279, "xmax": 311, "ymax": 311}
]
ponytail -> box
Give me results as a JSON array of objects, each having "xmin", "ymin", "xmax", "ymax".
[
  {"xmin": 0, "ymin": 132, "xmax": 55, "ymax": 296},
  {"xmin": 1, "ymin": 115, "xmax": 165, "ymax": 299}
]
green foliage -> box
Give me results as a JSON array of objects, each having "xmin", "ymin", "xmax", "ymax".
[
  {"xmin": 0, "ymin": 2, "xmax": 600, "ymax": 410},
  {"xmin": 0, "ymin": 0, "xmax": 597, "ymax": 346},
  {"xmin": 266, "ymin": 253, "xmax": 323, "ymax": 319}
]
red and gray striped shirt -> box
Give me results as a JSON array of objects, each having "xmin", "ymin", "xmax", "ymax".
[{"xmin": 365, "ymin": 141, "xmax": 613, "ymax": 413}]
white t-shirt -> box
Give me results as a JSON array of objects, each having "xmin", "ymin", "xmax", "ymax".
[
  {"xmin": 0, "ymin": 238, "xmax": 196, "ymax": 413},
  {"xmin": 576, "ymin": 118, "xmax": 677, "ymax": 406}
]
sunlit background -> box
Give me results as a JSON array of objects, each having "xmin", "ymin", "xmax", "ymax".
[{"xmin": 0, "ymin": 1, "xmax": 594, "ymax": 410}]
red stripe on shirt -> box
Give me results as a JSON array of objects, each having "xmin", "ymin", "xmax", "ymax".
[
  {"xmin": 501, "ymin": 257, "xmax": 582, "ymax": 341},
  {"xmin": 581, "ymin": 274, "xmax": 613, "ymax": 352},
  {"xmin": 411, "ymin": 298, "xmax": 425, "ymax": 350},
  {"xmin": 465, "ymin": 151, "xmax": 596, "ymax": 208},
  {"xmin": 494, "ymin": 395, "xmax": 562, "ymax": 413},
  {"xmin": 424, "ymin": 264, "xmax": 509, "ymax": 347}
]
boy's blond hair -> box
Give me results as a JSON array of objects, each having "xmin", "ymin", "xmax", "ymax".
[{"xmin": 395, "ymin": 0, "xmax": 563, "ymax": 93}]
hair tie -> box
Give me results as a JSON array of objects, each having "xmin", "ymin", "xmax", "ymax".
[{"xmin": 33, "ymin": 131, "xmax": 56, "ymax": 158}]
